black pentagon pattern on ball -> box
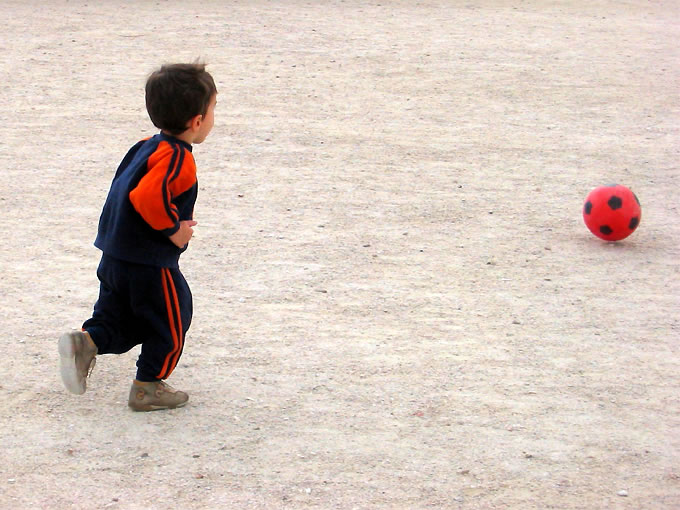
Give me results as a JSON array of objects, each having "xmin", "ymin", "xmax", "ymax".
[
  {"xmin": 584, "ymin": 201, "xmax": 592, "ymax": 214},
  {"xmin": 629, "ymin": 217, "xmax": 639, "ymax": 230},
  {"xmin": 600, "ymin": 225, "xmax": 613, "ymax": 235},
  {"xmin": 607, "ymin": 195, "xmax": 623, "ymax": 210}
]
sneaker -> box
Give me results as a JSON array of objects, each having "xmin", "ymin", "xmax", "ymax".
[
  {"xmin": 58, "ymin": 330, "xmax": 98, "ymax": 395},
  {"xmin": 128, "ymin": 380, "xmax": 189, "ymax": 412}
]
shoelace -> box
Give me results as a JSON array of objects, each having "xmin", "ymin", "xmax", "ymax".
[
  {"xmin": 86, "ymin": 358, "xmax": 96, "ymax": 378},
  {"xmin": 160, "ymin": 381, "xmax": 182, "ymax": 394}
]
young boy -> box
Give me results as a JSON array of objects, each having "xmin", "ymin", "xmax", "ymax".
[{"xmin": 59, "ymin": 63, "xmax": 217, "ymax": 411}]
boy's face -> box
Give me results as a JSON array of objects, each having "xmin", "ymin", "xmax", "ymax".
[{"xmin": 194, "ymin": 94, "xmax": 217, "ymax": 144}]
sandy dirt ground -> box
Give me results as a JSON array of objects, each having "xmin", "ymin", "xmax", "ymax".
[{"xmin": 1, "ymin": 1, "xmax": 678, "ymax": 508}]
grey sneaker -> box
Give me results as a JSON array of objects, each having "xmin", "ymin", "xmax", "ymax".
[
  {"xmin": 128, "ymin": 380, "xmax": 189, "ymax": 412},
  {"xmin": 59, "ymin": 331, "xmax": 98, "ymax": 395}
]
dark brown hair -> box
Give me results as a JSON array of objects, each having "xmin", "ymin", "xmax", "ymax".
[{"xmin": 145, "ymin": 63, "xmax": 217, "ymax": 135}]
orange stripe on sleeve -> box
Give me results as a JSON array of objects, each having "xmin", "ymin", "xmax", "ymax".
[{"xmin": 129, "ymin": 141, "xmax": 196, "ymax": 232}]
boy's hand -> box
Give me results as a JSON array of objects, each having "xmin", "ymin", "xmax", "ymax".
[{"xmin": 169, "ymin": 220, "xmax": 197, "ymax": 248}]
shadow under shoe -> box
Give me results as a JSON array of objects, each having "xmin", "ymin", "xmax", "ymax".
[
  {"xmin": 59, "ymin": 331, "xmax": 98, "ymax": 395},
  {"xmin": 128, "ymin": 380, "xmax": 189, "ymax": 412}
]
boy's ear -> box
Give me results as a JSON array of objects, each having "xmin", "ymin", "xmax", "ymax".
[{"xmin": 187, "ymin": 114, "xmax": 203, "ymax": 132}]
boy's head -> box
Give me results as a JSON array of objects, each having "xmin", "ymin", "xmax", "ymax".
[{"xmin": 145, "ymin": 63, "xmax": 217, "ymax": 139}]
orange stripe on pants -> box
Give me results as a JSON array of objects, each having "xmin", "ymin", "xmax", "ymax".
[
  {"xmin": 158, "ymin": 268, "xmax": 183, "ymax": 379},
  {"xmin": 165, "ymin": 268, "xmax": 184, "ymax": 377}
]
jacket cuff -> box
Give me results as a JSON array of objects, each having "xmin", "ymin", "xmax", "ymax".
[{"xmin": 162, "ymin": 223, "xmax": 180, "ymax": 237}]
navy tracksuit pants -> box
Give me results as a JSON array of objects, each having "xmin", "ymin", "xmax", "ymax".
[{"xmin": 83, "ymin": 254, "xmax": 192, "ymax": 382}]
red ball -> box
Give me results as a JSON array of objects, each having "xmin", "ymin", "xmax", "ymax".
[{"xmin": 583, "ymin": 184, "xmax": 641, "ymax": 241}]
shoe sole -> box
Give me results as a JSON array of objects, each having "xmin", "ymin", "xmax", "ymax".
[
  {"xmin": 59, "ymin": 332, "xmax": 86, "ymax": 395},
  {"xmin": 129, "ymin": 401, "xmax": 188, "ymax": 412}
]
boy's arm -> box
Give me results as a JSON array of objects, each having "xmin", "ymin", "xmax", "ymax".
[{"xmin": 129, "ymin": 143, "xmax": 196, "ymax": 240}]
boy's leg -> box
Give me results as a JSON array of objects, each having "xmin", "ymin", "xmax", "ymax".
[
  {"xmin": 82, "ymin": 255, "xmax": 143, "ymax": 355},
  {"xmin": 60, "ymin": 255, "xmax": 138, "ymax": 395},
  {"xmin": 128, "ymin": 266, "xmax": 192, "ymax": 411},
  {"xmin": 133, "ymin": 266, "xmax": 193, "ymax": 382}
]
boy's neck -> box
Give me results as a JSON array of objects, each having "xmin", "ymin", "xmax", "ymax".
[{"xmin": 161, "ymin": 130, "xmax": 194, "ymax": 145}]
